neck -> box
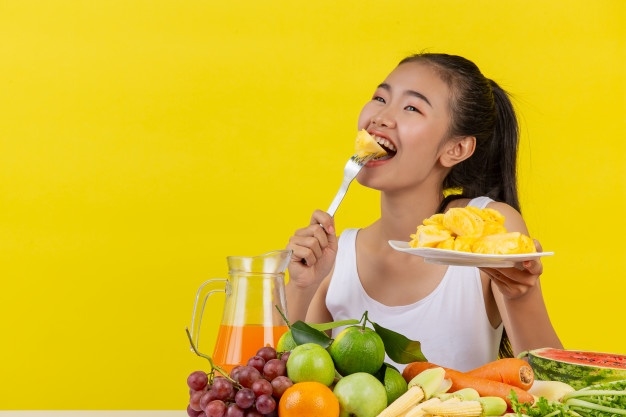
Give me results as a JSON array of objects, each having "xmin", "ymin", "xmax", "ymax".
[{"xmin": 374, "ymin": 187, "xmax": 444, "ymax": 241}]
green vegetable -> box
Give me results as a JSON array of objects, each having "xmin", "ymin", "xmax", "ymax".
[
  {"xmin": 510, "ymin": 391, "xmax": 575, "ymax": 417},
  {"xmin": 562, "ymin": 379, "xmax": 626, "ymax": 417},
  {"xmin": 510, "ymin": 379, "xmax": 626, "ymax": 417}
]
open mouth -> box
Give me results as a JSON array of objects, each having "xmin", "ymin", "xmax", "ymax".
[{"xmin": 373, "ymin": 136, "xmax": 397, "ymax": 160}]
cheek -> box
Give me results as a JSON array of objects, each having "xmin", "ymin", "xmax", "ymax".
[{"xmin": 357, "ymin": 104, "xmax": 374, "ymax": 129}]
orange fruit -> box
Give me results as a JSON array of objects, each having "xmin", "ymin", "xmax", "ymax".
[
  {"xmin": 328, "ymin": 326, "xmax": 385, "ymax": 376},
  {"xmin": 278, "ymin": 381, "xmax": 340, "ymax": 417}
]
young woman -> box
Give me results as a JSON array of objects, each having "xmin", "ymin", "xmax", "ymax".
[{"xmin": 285, "ymin": 53, "xmax": 562, "ymax": 372}]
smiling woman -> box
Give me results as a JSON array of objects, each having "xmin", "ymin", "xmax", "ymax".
[
  {"xmin": 286, "ymin": 51, "xmax": 564, "ymax": 373},
  {"xmin": 0, "ymin": 0, "xmax": 624, "ymax": 411}
]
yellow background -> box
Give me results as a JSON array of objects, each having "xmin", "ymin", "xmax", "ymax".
[{"xmin": 1, "ymin": 0, "xmax": 624, "ymax": 410}]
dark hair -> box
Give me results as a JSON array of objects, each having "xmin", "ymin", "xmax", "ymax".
[{"xmin": 399, "ymin": 53, "xmax": 519, "ymax": 358}]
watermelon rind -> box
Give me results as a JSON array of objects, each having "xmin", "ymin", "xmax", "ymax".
[{"xmin": 526, "ymin": 347, "xmax": 626, "ymax": 390}]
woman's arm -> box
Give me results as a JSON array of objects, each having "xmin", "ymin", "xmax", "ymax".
[
  {"xmin": 483, "ymin": 202, "xmax": 563, "ymax": 354},
  {"xmin": 492, "ymin": 279, "xmax": 563, "ymax": 355}
]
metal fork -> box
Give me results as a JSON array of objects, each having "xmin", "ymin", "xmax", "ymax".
[{"xmin": 326, "ymin": 154, "xmax": 376, "ymax": 216}]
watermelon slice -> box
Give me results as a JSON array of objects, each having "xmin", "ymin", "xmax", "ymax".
[{"xmin": 526, "ymin": 347, "xmax": 626, "ymax": 389}]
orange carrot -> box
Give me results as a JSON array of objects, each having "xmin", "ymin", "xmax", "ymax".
[
  {"xmin": 466, "ymin": 358, "xmax": 534, "ymax": 391},
  {"xmin": 402, "ymin": 361, "xmax": 440, "ymax": 381},
  {"xmin": 402, "ymin": 361, "xmax": 534, "ymax": 408}
]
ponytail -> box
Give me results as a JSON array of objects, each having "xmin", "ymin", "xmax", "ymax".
[{"xmin": 488, "ymin": 80, "xmax": 520, "ymax": 212}]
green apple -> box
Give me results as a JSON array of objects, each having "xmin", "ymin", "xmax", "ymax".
[
  {"xmin": 285, "ymin": 342, "xmax": 336, "ymax": 386},
  {"xmin": 333, "ymin": 372, "xmax": 388, "ymax": 417}
]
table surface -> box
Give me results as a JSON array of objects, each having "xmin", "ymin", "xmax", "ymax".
[{"xmin": 0, "ymin": 413, "xmax": 187, "ymax": 416}]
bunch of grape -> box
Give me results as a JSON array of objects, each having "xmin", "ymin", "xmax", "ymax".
[{"xmin": 186, "ymin": 346, "xmax": 294, "ymax": 417}]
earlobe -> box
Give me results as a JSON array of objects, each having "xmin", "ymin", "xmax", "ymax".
[{"xmin": 441, "ymin": 136, "xmax": 476, "ymax": 167}]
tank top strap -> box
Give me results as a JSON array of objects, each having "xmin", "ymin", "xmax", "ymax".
[{"xmin": 468, "ymin": 196, "xmax": 494, "ymax": 209}]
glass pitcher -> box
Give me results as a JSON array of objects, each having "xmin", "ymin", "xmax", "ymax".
[{"xmin": 189, "ymin": 250, "xmax": 291, "ymax": 372}]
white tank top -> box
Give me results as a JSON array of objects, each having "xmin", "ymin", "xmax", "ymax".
[{"xmin": 326, "ymin": 197, "xmax": 502, "ymax": 372}]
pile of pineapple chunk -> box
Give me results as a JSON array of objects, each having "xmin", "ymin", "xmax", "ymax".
[{"xmin": 408, "ymin": 207, "xmax": 536, "ymax": 254}]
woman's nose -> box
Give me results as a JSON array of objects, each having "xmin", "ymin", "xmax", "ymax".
[{"xmin": 372, "ymin": 110, "xmax": 395, "ymax": 128}]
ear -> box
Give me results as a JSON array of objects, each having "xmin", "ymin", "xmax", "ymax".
[{"xmin": 440, "ymin": 136, "xmax": 476, "ymax": 167}]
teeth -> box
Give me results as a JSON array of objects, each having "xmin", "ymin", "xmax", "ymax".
[{"xmin": 374, "ymin": 136, "xmax": 397, "ymax": 152}]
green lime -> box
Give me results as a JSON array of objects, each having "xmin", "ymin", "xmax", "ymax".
[
  {"xmin": 276, "ymin": 329, "xmax": 297, "ymax": 352},
  {"xmin": 383, "ymin": 365, "xmax": 408, "ymax": 405},
  {"xmin": 328, "ymin": 326, "xmax": 385, "ymax": 376}
]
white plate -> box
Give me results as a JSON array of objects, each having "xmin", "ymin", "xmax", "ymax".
[{"xmin": 388, "ymin": 240, "xmax": 554, "ymax": 267}]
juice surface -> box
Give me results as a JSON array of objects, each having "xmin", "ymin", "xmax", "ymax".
[{"xmin": 212, "ymin": 324, "xmax": 288, "ymax": 372}]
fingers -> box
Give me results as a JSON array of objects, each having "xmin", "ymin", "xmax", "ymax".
[
  {"xmin": 309, "ymin": 210, "xmax": 335, "ymax": 235},
  {"xmin": 288, "ymin": 226, "xmax": 327, "ymax": 265},
  {"xmin": 522, "ymin": 258, "xmax": 543, "ymax": 276},
  {"xmin": 482, "ymin": 260, "xmax": 543, "ymax": 299},
  {"xmin": 287, "ymin": 211, "xmax": 337, "ymax": 266}
]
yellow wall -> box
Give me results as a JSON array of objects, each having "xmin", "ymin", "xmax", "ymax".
[{"xmin": 1, "ymin": 0, "xmax": 624, "ymax": 410}]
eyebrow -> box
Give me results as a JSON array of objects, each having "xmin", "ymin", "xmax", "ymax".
[{"xmin": 378, "ymin": 83, "xmax": 432, "ymax": 107}]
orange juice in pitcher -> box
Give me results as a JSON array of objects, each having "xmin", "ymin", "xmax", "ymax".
[
  {"xmin": 212, "ymin": 324, "xmax": 289, "ymax": 372},
  {"xmin": 188, "ymin": 250, "xmax": 291, "ymax": 372}
]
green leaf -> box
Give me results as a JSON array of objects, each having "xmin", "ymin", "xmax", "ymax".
[
  {"xmin": 372, "ymin": 321, "xmax": 428, "ymax": 364},
  {"xmin": 290, "ymin": 320, "xmax": 332, "ymax": 348},
  {"xmin": 309, "ymin": 319, "xmax": 360, "ymax": 332}
]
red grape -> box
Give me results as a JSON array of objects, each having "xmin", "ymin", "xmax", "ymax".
[
  {"xmin": 262, "ymin": 358, "xmax": 286, "ymax": 381},
  {"xmin": 255, "ymin": 394, "xmax": 276, "ymax": 414},
  {"xmin": 251, "ymin": 378, "xmax": 272, "ymax": 397},
  {"xmin": 230, "ymin": 366, "xmax": 243, "ymax": 382},
  {"xmin": 244, "ymin": 410, "xmax": 262, "ymax": 417},
  {"xmin": 270, "ymin": 375, "xmax": 293, "ymax": 399},
  {"xmin": 234, "ymin": 387, "xmax": 255, "ymax": 409},
  {"xmin": 187, "ymin": 371, "xmax": 209, "ymax": 391},
  {"xmin": 200, "ymin": 389, "xmax": 220, "ymax": 410},
  {"xmin": 246, "ymin": 355, "xmax": 265, "ymax": 373},
  {"xmin": 237, "ymin": 366, "xmax": 261, "ymax": 389},
  {"xmin": 205, "ymin": 400, "xmax": 227, "ymax": 417},
  {"xmin": 187, "ymin": 404, "xmax": 204, "ymax": 417},
  {"xmin": 256, "ymin": 346, "xmax": 277, "ymax": 362},
  {"xmin": 225, "ymin": 404, "xmax": 245, "ymax": 417},
  {"xmin": 189, "ymin": 390, "xmax": 205, "ymax": 411},
  {"xmin": 211, "ymin": 377, "xmax": 235, "ymax": 401}
]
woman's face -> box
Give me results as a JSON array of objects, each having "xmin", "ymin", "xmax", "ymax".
[{"xmin": 356, "ymin": 61, "xmax": 455, "ymax": 192}]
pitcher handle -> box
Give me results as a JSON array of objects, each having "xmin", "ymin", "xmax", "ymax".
[{"xmin": 189, "ymin": 278, "xmax": 228, "ymax": 353}]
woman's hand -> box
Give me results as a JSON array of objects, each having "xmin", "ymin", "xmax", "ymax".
[
  {"xmin": 286, "ymin": 210, "xmax": 339, "ymax": 290},
  {"xmin": 481, "ymin": 239, "xmax": 544, "ymax": 300}
]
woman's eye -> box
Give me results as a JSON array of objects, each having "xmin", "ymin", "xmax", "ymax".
[
  {"xmin": 405, "ymin": 105, "xmax": 422, "ymax": 113},
  {"xmin": 373, "ymin": 96, "xmax": 386, "ymax": 103}
]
